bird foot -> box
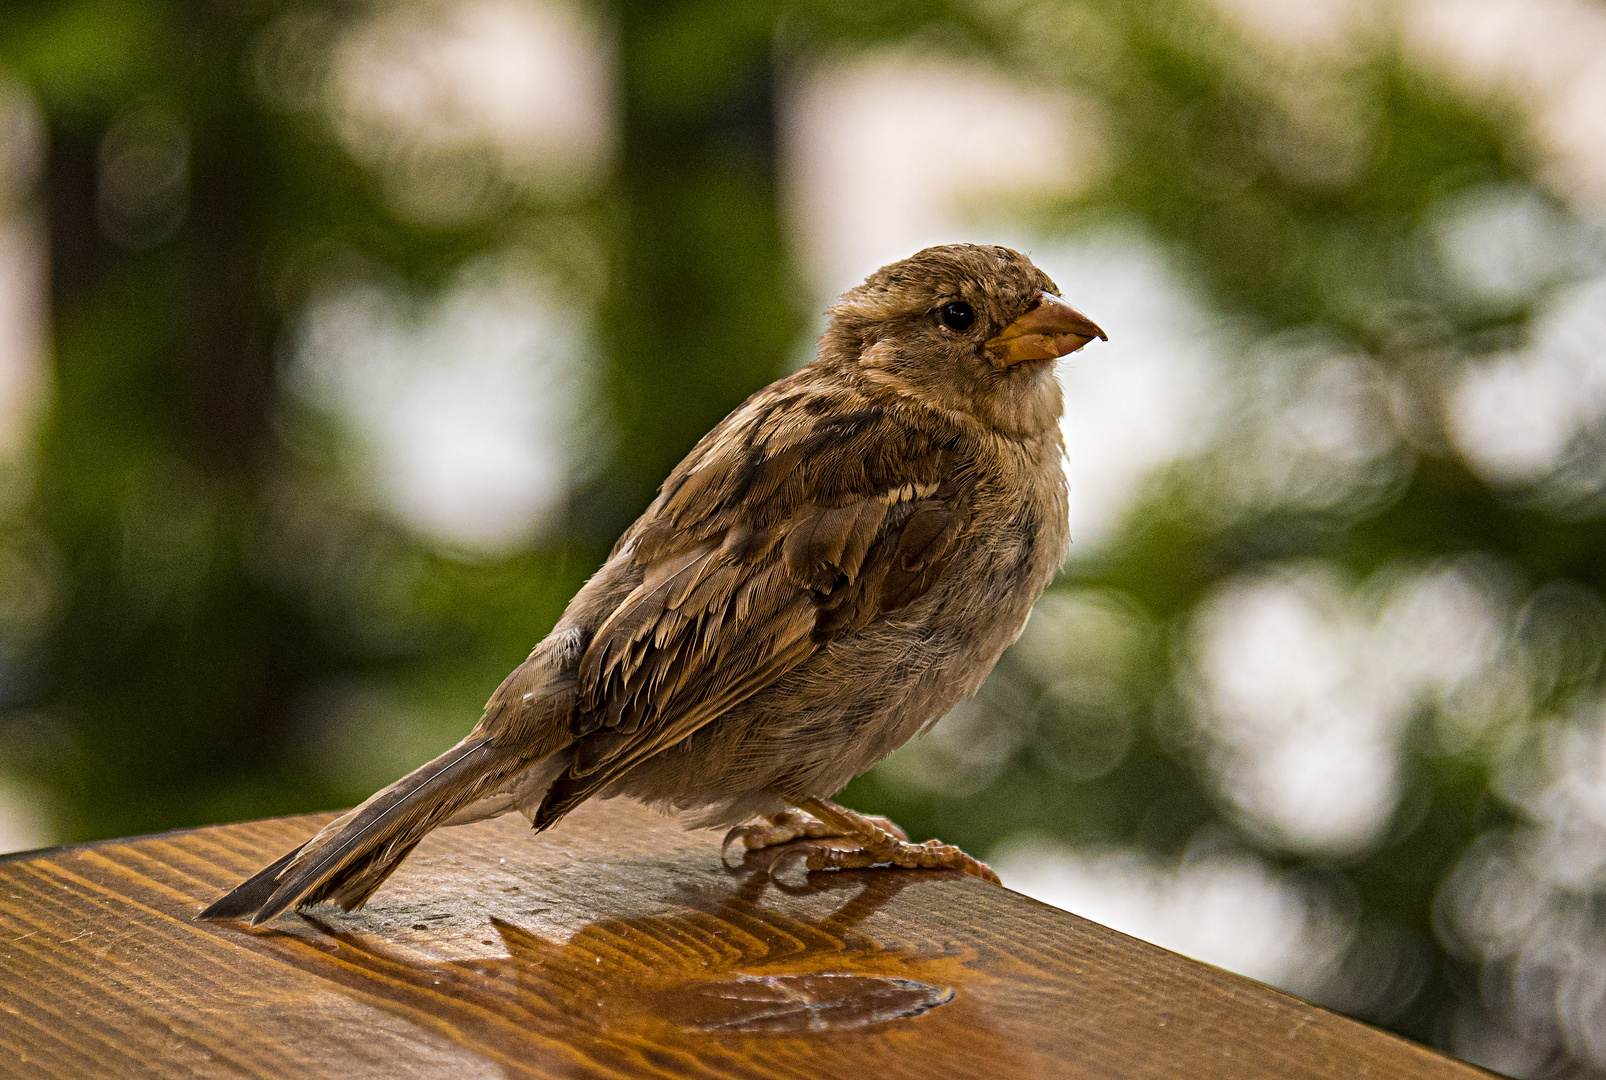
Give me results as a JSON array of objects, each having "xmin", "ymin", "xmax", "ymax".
[
  {"xmin": 721, "ymin": 808, "xmax": 907, "ymax": 868},
  {"xmin": 723, "ymin": 799, "xmax": 999, "ymax": 887},
  {"xmin": 769, "ymin": 836, "xmax": 1002, "ymax": 888}
]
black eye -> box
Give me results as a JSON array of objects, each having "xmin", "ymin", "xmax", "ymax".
[{"xmin": 939, "ymin": 300, "xmax": 975, "ymax": 332}]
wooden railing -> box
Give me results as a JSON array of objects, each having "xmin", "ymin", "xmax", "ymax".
[{"xmin": 0, "ymin": 800, "xmax": 1489, "ymax": 1079}]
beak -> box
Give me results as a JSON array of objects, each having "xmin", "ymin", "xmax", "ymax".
[{"xmin": 984, "ymin": 292, "xmax": 1107, "ymax": 367}]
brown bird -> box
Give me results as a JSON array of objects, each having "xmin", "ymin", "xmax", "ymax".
[{"xmin": 201, "ymin": 243, "xmax": 1105, "ymax": 925}]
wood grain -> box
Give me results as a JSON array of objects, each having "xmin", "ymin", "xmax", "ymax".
[{"xmin": 0, "ymin": 800, "xmax": 1488, "ymax": 1079}]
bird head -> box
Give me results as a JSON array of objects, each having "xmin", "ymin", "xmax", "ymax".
[{"xmin": 821, "ymin": 244, "xmax": 1105, "ymax": 439}]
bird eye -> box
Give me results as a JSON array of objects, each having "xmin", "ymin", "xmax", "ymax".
[{"xmin": 939, "ymin": 300, "xmax": 975, "ymax": 331}]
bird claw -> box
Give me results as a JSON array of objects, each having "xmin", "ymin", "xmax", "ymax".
[
  {"xmin": 888, "ymin": 839, "xmax": 1002, "ymax": 885},
  {"xmin": 760, "ymin": 835, "xmax": 1001, "ymax": 887},
  {"xmin": 721, "ymin": 810, "xmax": 835, "ymax": 868},
  {"xmin": 720, "ymin": 830, "xmax": 748, "ymax": 869},
  {"xmin": 723, "ymin": 802, "xmax": 992, "ymax": 886},
  {"xmin": 769, "ymin": 847, "xmax": 815, "ymax": 889}
]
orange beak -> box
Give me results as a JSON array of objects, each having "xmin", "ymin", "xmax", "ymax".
[{"xmin": 984, "ymin": 292, "xmax": 1107, "ymax": 366}]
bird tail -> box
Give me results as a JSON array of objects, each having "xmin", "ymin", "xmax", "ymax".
[{"xmin": 199, "ymin": 737, "xmax": 521, "ymax": 926}]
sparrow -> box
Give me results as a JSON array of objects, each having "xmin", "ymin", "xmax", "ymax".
[{"xmin": 201, "ymin": 244, "xmax": 1105, "ymax": 925}]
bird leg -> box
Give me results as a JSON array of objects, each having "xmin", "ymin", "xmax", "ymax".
[{"xmin": 724, "ymin": 797, "xmax": 1001, "ymax": 887}]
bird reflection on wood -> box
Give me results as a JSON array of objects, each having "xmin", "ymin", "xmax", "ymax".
[{"xmin": 202, "ymin": 244, "xmax": 1106, "ymax": 926}]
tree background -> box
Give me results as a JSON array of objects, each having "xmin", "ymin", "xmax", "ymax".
[{"xmin": 3, "ymin": 0, "xmax": 1606, "ymax": 1074}]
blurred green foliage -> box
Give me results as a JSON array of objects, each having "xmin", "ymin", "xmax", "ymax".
[{"xmin": 2, "ymin": 0, "xmax": 1605, "ymax": 1072}]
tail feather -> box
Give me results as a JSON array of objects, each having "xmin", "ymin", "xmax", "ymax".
[
  {"xmin": 199, "ymin": 737, "xmax": 518, "ymax": 926},
  {"xmin": 197, "ymin": 842, "xmax": 309, "ymax": 922}
]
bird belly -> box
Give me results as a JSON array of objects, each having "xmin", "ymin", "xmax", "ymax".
[{"xmin": 604, "ymin": 522, "xmax": 1060, "ymax": 828}]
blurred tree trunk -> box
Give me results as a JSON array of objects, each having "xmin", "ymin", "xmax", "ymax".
[
  {"xmin": 587, "ymin": 0, "xmax": 802, "ymax": 534},
  {"xmin": 27, "ymin": 0, "xmax": 320, "ymax": 839}
]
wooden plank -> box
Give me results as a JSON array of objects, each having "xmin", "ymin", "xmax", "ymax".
[{"xmin": 0, "ymin": 800, "xmax": 1487, "ymax": 1079}]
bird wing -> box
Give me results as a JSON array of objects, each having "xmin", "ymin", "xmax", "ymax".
[{"xmin": 529, "ymin": 393, "xmax": 969, "ymax": 828}]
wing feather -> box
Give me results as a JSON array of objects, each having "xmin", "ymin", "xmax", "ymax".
[{"xmin": 531, "ymin": 392, "xmax": 971, "ymax": 830}]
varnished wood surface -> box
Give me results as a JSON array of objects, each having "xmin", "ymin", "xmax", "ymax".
[{"xmin": 0, "ymin": 800, "xmax": 1487, "ymax": 1079}]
